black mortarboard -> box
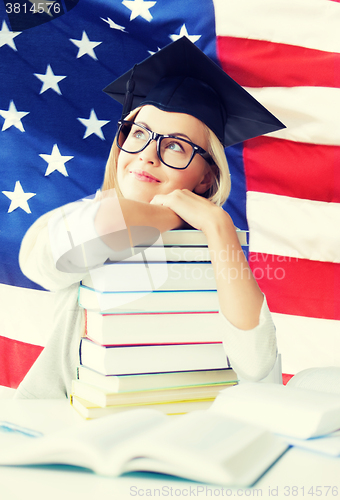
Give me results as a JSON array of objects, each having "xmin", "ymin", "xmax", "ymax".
[{"xmin": 103, "ymin": 37, "xmax": 285, "ymax": 147}]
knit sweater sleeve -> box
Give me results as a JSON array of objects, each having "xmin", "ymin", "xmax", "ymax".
[
  {"xmin": 219, "ymin": 295, "xmax": 277, "ymax": 382},
  {"xmin": 19, "ymin": 200, "xmax": 116, "ymax": 291}
]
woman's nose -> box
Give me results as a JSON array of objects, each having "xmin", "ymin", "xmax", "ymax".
[{"xmin": 139, "ymin": 139, "xmax": 160, "ymax": 165}]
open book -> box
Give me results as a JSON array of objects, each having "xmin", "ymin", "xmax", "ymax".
[
  {"xmin": 0, "ymin": 409, "xmax": 287, "ymax": 486},
  {"xmin": 211, "ymin": 383, "xmax": 340, "ymax": 439}
]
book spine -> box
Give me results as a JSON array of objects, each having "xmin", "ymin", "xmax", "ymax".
[{"xmin": 84, "ymin": 308, "xmax": 88, "ymax": 337}]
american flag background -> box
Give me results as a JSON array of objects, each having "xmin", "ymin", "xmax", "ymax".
[{"xmin": 0, "ymin": 0, "xmax": 339, "ymax": 396}]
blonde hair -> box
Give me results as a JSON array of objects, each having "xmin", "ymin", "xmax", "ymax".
[
  {"xmin": 202, "ymin": 124, "xmax": 231, "ymax": 206},
  {"xmin": 102, "ymin": 107, "xmax": 231, "ymax": 207}
]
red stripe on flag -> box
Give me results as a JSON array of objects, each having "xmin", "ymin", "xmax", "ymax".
[
  {"xmin": 243, "ymin": 136, "xmax": 340, "ymax": 203},
  {"xmin": 0, "ymin": 336, "xmax": 43, "ymax": 389},
  {"xmin": 282, "ymin": 374, "xmax": 294, "ymax": 385},
  {"xmin": 216, "ymin": 36, "xmax": 340, "ymax": 88},
  {"xmin": 249, "ymin": 254, "xmax": 340, "ymax": 320}
]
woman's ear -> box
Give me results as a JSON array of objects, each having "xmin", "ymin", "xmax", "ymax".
[{"xmin": 193, "ymin": 165, "xmax": 216, "ymax": 195}]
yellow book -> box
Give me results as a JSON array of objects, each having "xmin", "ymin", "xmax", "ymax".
[
  {"xmin": 70, "ymin": 395, "xmax": 216, "ymax": 419},
  {"xmin": 71, "ymin": 379, "xmax": 236, "ymax": 408}
]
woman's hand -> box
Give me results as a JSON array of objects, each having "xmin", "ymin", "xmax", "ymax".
[{"xmin": 150, "ymin": 189, "xmax": 225, "ymax": 234}]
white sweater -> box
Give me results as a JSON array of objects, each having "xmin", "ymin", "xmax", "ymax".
[{"xmin": 15, "ymin": 201, "xmax": 277, "ymax": 399}]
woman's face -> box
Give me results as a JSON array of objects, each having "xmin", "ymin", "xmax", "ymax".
[{"xmin": 116, "ymin": 105, "xmax": 213, "ymax": 203}]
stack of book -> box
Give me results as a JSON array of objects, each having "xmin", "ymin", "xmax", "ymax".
[{"xmin": 71, "ymin": 229, "xmax": 247, "ymax": 419}]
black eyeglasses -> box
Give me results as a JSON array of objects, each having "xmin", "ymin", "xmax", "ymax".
[{"xmin": 116, "ymin": 120, "xmax": 214, "ymax": 170}]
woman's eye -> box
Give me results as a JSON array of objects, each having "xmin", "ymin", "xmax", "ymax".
[
  {"xmin": 132, "ymin": 128, "xmax": 147, "ymax": 140},
  {"xmin": 167, "ymin": 141, "xmax": 185, "ymax": 153}
]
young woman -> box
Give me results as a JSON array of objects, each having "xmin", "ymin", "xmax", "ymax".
[{"xmin": 15, "ymin": 38, "xmax": 283, "ymax": 399}]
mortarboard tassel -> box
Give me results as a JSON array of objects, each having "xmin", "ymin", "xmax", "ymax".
[{"xmin": 121, "ymin": 64, "xmax": 137, "ymax": 120}]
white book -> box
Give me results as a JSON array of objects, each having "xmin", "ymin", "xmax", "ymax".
[
  {"xmin": 81, "ymin": 230, "xmax": 247, "ymax": 295},
  {"xmin": 161, "ymin": 228, "xmax": 248, "ymax": 247},
  {"xmin": 80, "ymin": 338, "xmax": 228, "ymax": 376},
  {"xmin": 78, "ymin": 286, "xmax": 219, "ymax": 313},
  {"xmin": 0, "ymin": 408, "xmax": 287, "ymax": 487},
  {"xmin": 85, "ymin": 310, "xmax": 224, "ymax": 345},
  {"xmin": 103, "ymin": 227, "xmax": 248, "ymax": 262},
  {"xmin": 105, "ymin": 245, "xmax": 212, "ymax": 263},
  {"xmin": 82, "ymin": 261, "xmax": 217, "ymax": 292},
  {"xmin": 76, "ymin": 365, "xmax": 237, "ymax": 393},
  {"xmin": 211, "ymin": 383, "xmax": 340, "ymax": 439}
]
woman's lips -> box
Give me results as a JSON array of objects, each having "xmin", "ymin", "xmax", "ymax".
[{"xmin": 131, "ymin": 170, "xmax": 160, "ymax": 183}]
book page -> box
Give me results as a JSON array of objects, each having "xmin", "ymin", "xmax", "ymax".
[
  {"xmin": 117, "ymin": 410, "xmax": 287, "ymax": 486},
  {"xmin": 0, "ymin": 409, "xmax": 166, "ymax": 474},
  {"xmin": 211, "ymin": 383, "xmax": 340, "ymax": 438}
]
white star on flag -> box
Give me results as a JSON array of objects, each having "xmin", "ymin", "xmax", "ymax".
[
  {"xmin": 148, "ymin": 47, "xmax": 161, "ymax": 56},
  {"xmin": 101, "ymin": 17, "xmax": 127, "ymax": 32},
  {"xmin": 122, "ymin": 0, "xmax": 156, "ymax": 22},
  {"xmin": 0, "ymin": 101, "xmax": 29, "ymax": 132},
  {"xmin": 2, "ymin": 181, "xmax": 36, "ymax": 214},
  {"xmin": 0, "ymin": 20, "xmax": 21, "ymax": 51},
  {"xmin": 170, "ymin": 24, "xmax": 201, "ymax": 44},
  {"xmin": 78, "ymin": 109, "xmax": 110, "ymax": 139},
  {"xmin": 39, "ymin": 144, "xmax": 74, "ymax": 176},
  {"xmin": 70, "ymin": 31, "xmax": 102, "ymax": 60},
  {"xmin": 34, "ymin": 65, "xmax": 67, "ymax": 95}
]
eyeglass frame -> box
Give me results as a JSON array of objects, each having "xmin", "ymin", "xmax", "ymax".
[{"xmin": 116, "ymin": 120, "xmax": 214, "ymax": 170}]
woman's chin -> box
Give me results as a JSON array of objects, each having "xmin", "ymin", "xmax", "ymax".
[{"xmin": 120, "ymin": 186, "xmax": 154, "ymax": 204}]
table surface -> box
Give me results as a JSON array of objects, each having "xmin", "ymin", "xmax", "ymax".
[{"xmin": 0, "ymin": 400, "xmax": 340, "ymax": 500}]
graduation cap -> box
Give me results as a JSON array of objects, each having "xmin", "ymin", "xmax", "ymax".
[{"xmin": 103, "ymin": 37, "xmax": 285, "ymax": 147}]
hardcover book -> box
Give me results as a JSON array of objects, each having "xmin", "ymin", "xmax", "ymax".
[
  {"xmin": 84, "ymin": 310, "xmax": 224, "ymax": 345},
  {"xmin": 79, "ymin": 339, "xmax": 228, "ymax": 376},
  {"xmin": 78, "ymin": 286, "xmax": 219, "ymax": 314},
  {"xmin": 76, "ymin": 365, "xmax": 237, "ymax": 393}
]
